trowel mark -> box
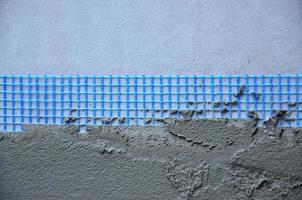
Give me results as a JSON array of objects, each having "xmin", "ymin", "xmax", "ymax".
[
  {"xmin": 230, "ymin": 165, "xmax": 302, "ymax": 200},
  {"xmin": 230, "ymin": 126, "xmax": 302, "ymax": 199},
  {"xmin": 71, "ymin": 139, "xmax": 126, "ymax": 155},
  {"xmin": 165, "ymin": 119, "xmax": 203, "ymax": 145},
  {"xmin": 166, "ymin": 160, "xmax": 209, "ymax": 199}
]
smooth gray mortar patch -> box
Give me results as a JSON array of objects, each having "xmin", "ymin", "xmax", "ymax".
[{"xmin": 0, "ymin": 119, "xmax": 301, "ymax": 200}]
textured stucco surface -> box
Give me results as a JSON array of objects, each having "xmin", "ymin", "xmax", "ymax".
[
  {"xmin": 0, "ymin": 119, "xmax": 301, "ymax": 199},
  {"xmin": 0, "ymin": 0, "xmax": 302, "ymax": 75}
]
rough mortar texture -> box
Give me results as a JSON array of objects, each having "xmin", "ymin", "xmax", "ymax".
[{"xmin": 0, "ymin": 119, "xmax": 302, "ymax": 200}]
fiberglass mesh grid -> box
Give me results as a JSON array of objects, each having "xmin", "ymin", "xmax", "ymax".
[{"xmin": 0, "ymin": 75, "xmax": 301, "ymax": 132}]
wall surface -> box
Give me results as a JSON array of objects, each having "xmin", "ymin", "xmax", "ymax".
[
  {"xmin": 0, "ymin": 1, "xmax": 302, "ymax": 199},
  {"xmin": 0, "ymin": 0, "xmax": 302, "ymax": 75},
  {"xmin": 1, "ymin": 119, "xmax": 302, "ymax": 199}
]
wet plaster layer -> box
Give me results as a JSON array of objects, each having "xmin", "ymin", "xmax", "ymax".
[{"xmin": 0, "ymin": 119, "xmax": 302, "ymax": 200}]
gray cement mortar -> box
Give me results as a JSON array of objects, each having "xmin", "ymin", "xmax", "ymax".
[{"xmin": 0, "ymin": 119, "xmax": 302, "ymax": 200}]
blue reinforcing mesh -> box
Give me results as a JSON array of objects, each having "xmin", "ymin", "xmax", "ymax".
[{"xmin": 0, "ymin": 75, "xmax": 301, "ymax": 132}]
